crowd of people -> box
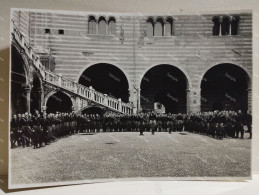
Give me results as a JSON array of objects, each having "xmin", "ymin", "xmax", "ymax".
[{"xmin": 10, "ymin": 109, "xmax": 252, "ymax": 149}]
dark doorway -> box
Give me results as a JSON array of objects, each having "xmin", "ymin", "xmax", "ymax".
[
  {"xmin": 201, "ymin": 63, "xmax": 249, "ymax": 112},
  {"xmin": 140, "ymin": 64, "xmax": 188, "ymax": 114},
  {"xmin": 46, "ymin": 91, "xmax": 73, "ymax": 113},
  {"xmin": 78, "ymin": 63, "xmax": 129, "ymax": 102}
]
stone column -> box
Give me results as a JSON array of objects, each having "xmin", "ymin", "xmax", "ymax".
[
  {"xmin": 58, "ymin": 75, "xmax": 62, "ymax": 87},
  {"xmin": 103, "ymin": 94, "xmax": 108, "ymax": 106},
  {"xmin": 24, "ymin": 85, "xmax": 31, "ymax": 114},
  {"xmin": 247, "ymin": 88, "xmax": 252, "ymax": 112},
  {"xmin": 219, "ymin": 17, "xmax": 222, "ymax": 36},
  {"xmin": 118, "ymin": 98, "xmax": 122, "ymax": 112},
  {"xmin": 189, "ymin": 88, "xmax": 201, "ymax": 113},
  {"xmin": 129, "ymin": 87, "xmax": 138, "ymax": 113},
  {"xmin": 74, "ymin": 97, "xmax": 81, "ymax": 112},
  {"xmin": 38, "ymin": 90, "xmax": 43, "ymax": 112},
  {"xmin": 186, "ymin": 88, "xmax": 191, "ymax": 113}
]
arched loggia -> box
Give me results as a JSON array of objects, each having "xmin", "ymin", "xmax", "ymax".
[
  {"xmin": 201, "ymin": 63, "xmax": 251, "ymax": 112},
  {"xmin": 140, "ymin": 64, "xmax": 189, "ymax": 114},
  {"xmin": 11, "ymin": 45, "xmax": 29, "ymax": 115},
  {"xmin": 46, "ymin": 91, "xmax": 73, "ymax": 114},
  {"xmin": 78, "ymin": 63, "xmax": 129, "ymax": 103}
]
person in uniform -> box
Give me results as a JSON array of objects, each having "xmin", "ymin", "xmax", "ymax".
[
  {"xmin": 149, "ymin": 111, "xmax": 156, "ymax": 135},
  {"xmin": 244, "ymin": 110, "xmax": 252, "ymax": 139},
  {"xmin": 10, "ymin": 114, "xmax": 19, "ymax": 148}
]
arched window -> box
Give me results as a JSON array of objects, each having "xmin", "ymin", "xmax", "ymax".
[
  {"xmin": 164, "ymin": 17, "xmax": 173, "ymax": 36},
  {"xmin": 146, "ymin": 18, "xmax": 154, "ymax": 38},
  {"xmin": 154, "ymin": 18, "xmax": 164, "ymax": 36},
  {"xmin": 88, "ymin": 16, "xmax": 97, "ymax": 34},
  {"xmin": 108, "ymin": 17, "xmax": 116, "ymax": 35},
  {"xmin": 221, "ymin": 16, "xmax": 230, "ymax": 35},
  {"xmin": 98, "ymin": 16, "xmax": 107, "ymax": 35},
  {"xmin": 212, "ymin": 17, "xmax": 220, "ymax": 36},
  {"xmin": 231, "ymin": 16, "xmax": 240, "ymax": 35}
]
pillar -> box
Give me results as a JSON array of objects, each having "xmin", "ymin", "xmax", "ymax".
[
  {"xmin": 103, "ymin": 94, "xmax": 108, "ymax": 106},
  {"xmin": 219, "ymin": 17, "xmax": 222, "ymax": 36},
  {"xmin": 247, "ymin": 88, "xmax": 252, "ymax": 112},
  {"xmin": 38, "ymin": 89, "xmax": 43, "ymax": 112},
  {"xmin": 24, "ymin": 85, "xmax": 31, "ymax": 114},
  {"xmin": 58, "ymin": 75, "xmax": 62, "ymax": 87},
  {"xmin": 74, "ymin": 97, "xmax": 81, "ymax": 112},
  {"xmin": 186, "ymin": 88, "xmax": 191, "ymax": 113},
  {"xmin": 188, "ymin": 88, "xmax": 201, "ymax": 113},
  {"xmin": 118, "ymin": 98, "xmax": 122, "ymax": 112},
  {"xmin": 129, "ymin": 87, "xmax": 138, "ymax": 113}
]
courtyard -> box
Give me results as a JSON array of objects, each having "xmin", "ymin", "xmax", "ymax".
[{"xmin": 11, "ymin": 132, "xmax": 251, "ymax": 185}]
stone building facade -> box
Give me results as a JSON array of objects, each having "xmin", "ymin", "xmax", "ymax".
[{"xmin": 11, "ymin": 10, "xmax": 252, "ymax": 114}]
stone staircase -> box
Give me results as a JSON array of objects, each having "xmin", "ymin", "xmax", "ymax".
[{"xmin": 11, "ymin": 21, "xmax": 134, "ymax": 115}]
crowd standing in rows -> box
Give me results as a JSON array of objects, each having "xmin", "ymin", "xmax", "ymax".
[{"xmin": 10, "ymin": 110, "xmax": 252, "ymax": 149}]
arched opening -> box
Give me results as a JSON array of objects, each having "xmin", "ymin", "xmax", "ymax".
[
  {"xmin": 164, "ymin": 17, "xmax": 173, "ymax": 36},
  {"xmin": 201, "ymin": 63, "xmax": 250, "ymax": 112},
  {"xmin": 212, "ymin": 17, "xmax": 220, "ymax": 36},
  {"xmin": 140, "ymin": 64, "xmax": 188, "ymax": 114},
  {"xmin": 30, "ymin": 71, "xmax": 42, "ymax": 114},
  {"xmin": 81, "ymin": 106, "xmax": 105, "ymax": 116},
  {"xmin": 146, "ymin": 17, "xmax": 154, "ymax": 38},
  {"xmin": 221, "ymin": 16, "xmax": 230, "ymax": 35},
  {"xmin": 78, "ymin": 63, "xmax": 129, "ymax": 102},
  {"xmin": 46, "ymin": 91, "xmax": 73, "ymax": 114},
  {"xmin": 11, "ymin": 45, "xmax": 28, "ymax": 115},
  {"xmin": 88, "ymin": 16, "xmax": 97, "ymax": 34},
  {"xmin": 231, "ymin": 16, "xmax": 240, "ymax": 35},
  {"xmin": 154, "ymin": 18, "xmax": 164, "ymax": 36},
  {"xmin": 108, "ymin": 17, "xmax": 116, "ymax": 35},
  {"xmin": 98, "ymin": 16, "xmax": 107, "ymax": 35}
]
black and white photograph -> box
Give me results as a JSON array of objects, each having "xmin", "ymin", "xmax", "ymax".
[{"xmin": 9, "ymin": 8, "xmax": 252, "ymax": 188}]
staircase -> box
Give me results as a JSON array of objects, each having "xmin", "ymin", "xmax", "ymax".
[{"xmin": 11, "ymin": 21, "xmax": 134, "ymax": 115}]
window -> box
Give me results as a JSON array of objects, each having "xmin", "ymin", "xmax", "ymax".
[
  {"xmin": 58, "ymin": 29, "xmax": 64, "ymax": 34},
  {"xmin": 45, "ymin": 29, "xmax": 50, "ymax": 34},
  {"xmin": 98, "ymin": 16, "xmax": 107, "ymax": 35},
  {"xmin": 221, "ymin": 16, "xmax": 230, "ymax": 35},
  {"xmin": 146, "ymin": 18, "xmax": 154, "ymax": 38},
  {"xmin": 108, "ymin": 17, "xmax": 116, "ymax": 35},
  {"xmin": 212, "ymin": 17, "xmax": 220, "ymax": 36},
  {"xmin": 164, "ymin": 17, "xmax": 173, "ymax": 36},
  {"xmin": 231, "ymin": 16, "xmax": 240, "ymax": 35},
  {"xmin": 88, "ymin": 16, "xmax": 97, "ymax": 34},
  {"xmin": 154, "ymin": 18, "xmax": 163, "ymax": 36}
]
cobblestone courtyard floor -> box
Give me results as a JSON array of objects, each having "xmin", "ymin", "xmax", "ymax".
[{"xmin": 11, "ymin": 132, "xmax": 251, "ymax": 185}]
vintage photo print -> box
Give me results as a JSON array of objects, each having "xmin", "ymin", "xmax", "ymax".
[{"xmin": 9, "ymin": 8, "xmax": 252, "ymax": 188}]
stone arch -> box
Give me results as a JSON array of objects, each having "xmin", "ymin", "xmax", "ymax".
[
  {"xmin": 79, "ymin": 105, "xmax": 106, "ymax": 115},
  {"xmin": 76, "ymin": 61, "xmax": 133, "ymax": 89},
  {"xmin": 221, "ymin": 16, "xmax": 231, "ymax": 35},
  {"xmin": 154, "ymin": 17, "xmax": 164, "ymax": 36},
  {"xmin": 138, "ymin": 63, "xmax": 192, "ymax": 89},
  {"xmin": 11, "ymin": 44, "xmax": 31, "ymax": 114},
  {"xmin": 88, "ymin": 15, "xmax": 97, "ymax": 34},
  {"xmin": 198, "ymin": 62, "xmax": 251, "ymax": 88},
  {"xmin": 146, "ymin": 17, "xmax": 155, "ymax": 37},
  {"xmin": 212, "ymin": 16, "xmax": 221, "ymax": 36},
  {"xmin": 11, "ymin": 42, "xmax": 30, "ymax": 84},
  {"xmin": 44, "ymin": 90, "xmax": 75, "ymax": 113},
  {"xmin": 77, "ymin": 62, "xmax": 130, "ymax": 103},
  {"xmin": 200, "ymin": 63, "xmax": 251, "ymax": 112},
  {"xmin": 140, "ymin": 64, "xmax": 190, "ymax": 113}
]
